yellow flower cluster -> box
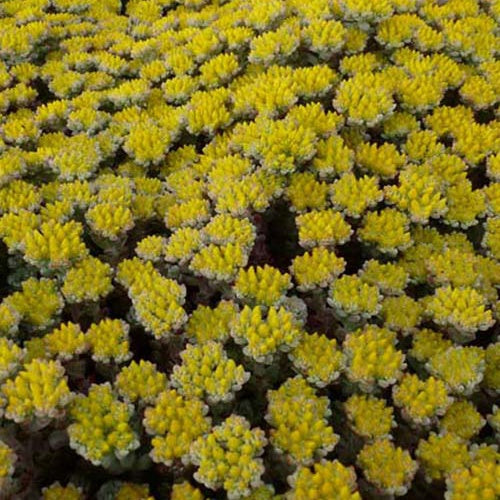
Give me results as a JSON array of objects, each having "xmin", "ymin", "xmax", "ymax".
[
  {"xmin": 3, "ymin": 278, "xmax": 63, "ymax": 331},
  {"xmin": 114, "ymin": 482, "xmax": 154, "ymax": 500},
  {"xmin": 144, "ymin": 389, "xmax": 210, "ymax": 467},
  {"xmin": 233, "ymin": 265, "xmax": 292, "ymax": 306},
  {"xmin": 230, "ymin": 306, "xmax": 302, "ymax": 364},
  {"xmin": 424, "ymin": 286, "xmax": 494, "ymax": 341},
  {"xmin": 359, "ymin": 260, "xmax": 408, "ymax": 296},
  {"xmin": 61, "ymin": 256, "xmax": 113, "ymax": 303},
  {"xmin": 1, "ymin": 359, "xmax": 72, "ymax": 423},
  {"xmin": 114, "ymin": 360, "xmax": 167, "ymax": 405},
  {"xmin": 392, "ymin": 373, "xmax": 452, "ymax": 426},
  {"xmin": 343, "ymin": 325, "xmax": 405, "ymax": 392},
  {"xmin": 44, "ymin": 322, "xmax": 87, "ymax": 361},
  {"xmin": 445, "ymin": 458, "xmax": 500, "ymax": 500},
  {"xmin": 290, "ymin": 247, "xmax": 345, "ymax": 292},
  {"xmin": 288, "ymin": 333, "xmax": 344, "ymax": 388},
  {"xmin": 21, "ymin": 220, "xmax": 87, "ymax": 271},
  {"xmin": 358, "ymin": 208, "xmax": 412, "ymax": 255},
  {"xmin": 416, "ymin": 432, "xmax": 470, "ymax": 482},
  {"xmin": 296, "ymin": 209, "xmax": 352, "ymax": 248},
  {"xmin": 266, "ymin": 377, "xmax": 339, "ymax": 465},
  {"xmin": 116, "ymin": 258, "xmax": 187, "ymax": 339},
  {"xmin": 357, "ymin": 439, "xmax": 418, "ymax": 496},
  {"xmin": 344, "ymin": 394, "xmax": 395, "ymax": 440},
  {"xmin": 68, "ymin": 383, "xmax": 139, "ymax": 467},
  {"xmin": 0, "ymin": 338, "xmax": 23, "ymax": 381},
  {"xmin": 189, "ymin": 414, "xmax": 267, "ymax": 499},
  {"xmin": 330, "ymin": 173, "xmax": 383, "ymax": 218},
  {"xmin": 0, "ymin": 0, "xmax": 498, "ymax": 496},
  {"xmin": 287, "ymin": 460, "xmax": 361, "ymax": 500},
  {"xmin": 185, "ymin": 300, "xmax": 239, "ymax": 344},
  {"xmin": 171, "ymin": 482, "xmax": 205, "ymax": 500},
  {"xmin": 426, "ymin": 346, "xmax": 485, "ymax": 396},
  {"xmin": 0, "ymin": 440, "xmax": 16, "ymax": 493},
  {"xmin": 483, "ymin": 342, "xmax": 500, "ymax": 393},
  {"xmin": 86, "ymin": 319, "xmax": 131, "ymax": 364},
  {"xmin": 190, "ymin": 242, "xmax": 249, "ymax": 281},
  {"xmin": 171, "ymin": 341, "xmax": 249, "ymax": 404},
  {"xmin": 439, "ymin": 400, "xmax": 486, "ymax": 441},
  {"xmin": 328, "ymin": 275, "xmax": 381, "ymax": 323}
]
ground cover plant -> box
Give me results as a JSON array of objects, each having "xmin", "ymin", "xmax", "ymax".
[{"xmin": 0, "ymin": 0, "xmax": 499, "ymax": 498}]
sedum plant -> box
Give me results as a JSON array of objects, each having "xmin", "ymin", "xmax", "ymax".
[{"xmin": 0, "ymin": 0, "xmax": 497, "ymax": 497}]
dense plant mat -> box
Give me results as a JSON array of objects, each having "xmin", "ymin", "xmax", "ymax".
[{"xmin": 0, "ymin": 0, "xmax": 499, "ymax": 498}]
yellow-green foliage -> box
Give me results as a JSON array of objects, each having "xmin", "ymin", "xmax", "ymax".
[
  {"xmin": 288, "ymin": 460, "xmax": 360, "ymax": 500},
  {"xmin": 266, "ymin": 377, "xmax": 339, "ymax": 465},
  {"xmin": 171, "ymin": 341, "xmax": 249, "ymax": 404},
  {"xmin": 67, "ymin": 383, "xmax": 139, "ymax": 467},
  {"xmin": 344, "ymin": 394, "xmax": 395, "ymax": 440},
  {"xmin": 189, "ymin": 414, "xmax": 267, "ymax": 499},
  {"xmin": 357, "ymin": 439, "xmax": 418, "ymax": 497},
  {"xmin": 143, "ymin": 389, "xmax": 210, "ymax": 466},
  {"xmin": 0, "ymin": 0, "xmax": 498, "ymax": 497},
  {"xmin": 1, "ymin": 359, "xmax": 72, "ymax": 423}
]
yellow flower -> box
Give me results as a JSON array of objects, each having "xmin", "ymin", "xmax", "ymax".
[
  {"xmin": 445, "ymin": 458, "xmax": 500, "ymax": 500},
  {"xmin": 1, "ymin": 359, "xmax": 72, "ymax": 423},
  {"xmin": 331, "ymin": 173, "xmax": 383, "ymax": 218},
  {"xmin": 410, "ymin": 328, "xmax": 453, "ymax": 363},
  {"xmin": 344, "ymin": 394, "xmax": 395, "ymax": 440},
  {"xmin": 171, "ymin": 482, "xmax": 205, "ymax": 500},
  {"xmin": 0, "ymin": 440, "xmax": 16, "ymax": 493},
  {"xmin": 359, "ymin": 260, "xmax": 408, "ymax": 296},
  {"xmin": 334, "ymin": 72, "xmax": 395, "ymax": 126},
  {"xmin": 68, "ymin": 383, "xmax": 139, "ymax": 466},
  {"xmin": 358, "ymin": 208, "xmax": 412, "ymax": 255},
  {"xmin": 356, "ymin": 141, "xmax": 406, "ymax": 179},
  {"xmin": 115, "ymin": 360, "xmax": 167, "ymax": 405},
  {"xmin": 230, "ymin": 305, "xmax": 303, "ymax": 364},
  {"xmin": 296, "ymin": 209, "xmax": 352, "ymax": 248},
  {"xmin": 425, "ymin": 286, "xmax": 494, "ymax": 340},
  {"xmin": 311, "ymin": 135, "xmax": 355, "ymax": 178},
  {"xmin": 416, "ymin": 433, "xmax": 470, "ymax": 482},
  {"xmin": 44, "ymin": 322, "xmax": 87, "ymax": 361},
  {"xmin": 233, "ymin": 265, "xmax": 292, "ymax": 307},
  {"xmin": 343, "ymin": 325, "xmax": 405, "ymax": 391},
  {"xmin": 190, "ymin": 243, "xmax": 248, "ymax": 282},
  {"xmin": 286, "ymin": 172, "xmax": 329, "ymax": 213},
  {"xmin": 86, "ymin": 319, "xmax": 132, "ymax": 364},
  {"xmin": 288, "ymin": 460, "xmax": 361, "ymax": 500},
  {"xmin": 289, "ymin": 332, "xmax": 344, "ymax": 388},
  {"xmin": 328, "ymin": 275, "xmax": 381, "ymax": 322},
  {"xmin": 0, "ymin": 338, "xmax": 24, "ymax": 382},
  {"xmin": 393, "ymin": 373, "xmax": 452, "ymax": 426},
  {"xmin": 144, "ymin": 389, "xmax": 210, "ymax": 466},
  {"xmin": 290, "ymin": 247, "xmax": 345, "ymax": 292},
  {"xmin": 427, "ymin": 346, "xmax": 485, "ymax": 396},
  {"xmin": 303, "ymin": 19, "xmax": 346, "ymax": 58},
  {"xmin": 440, "ymin": 401, "xmax": 486, "ymax": 441},
  {"xmin": 185, "ymin": 300, "xmax": 239, "ymax": 344},
  {"xmin": 171, "ymin": 341, "xmax": 249, "ymax": 404},
  {"xmin": 357, "ymin": 439, "xmax": 417, "ymax": 496},
  {"xmin": 22, "ymin": 219, "xmax": 87, "ymax": 270},
  {"xmin": 86, "ymin": 202, "xmax": 134, "ymax": 241},
  {"xmin": 190, "ymin": 414, "xmax": 267, "ymax": 499},
  {"xmin": 61, "ymin": 256, "xmax": 113, "ymax": 303},
  {"xmin": 266, "ymin": 376, "xmax": 338, "ymax": 465},
  {"xmin": 5, "ymin": 278, "xmax": 63, "ymax": 330},
  {"xmin": 380, "ymin": 295, "xmax": 422, "ymax": 334},
  {"xmin": 115, "ymin": 482, "xmax": 154, "ymax": 500}
]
